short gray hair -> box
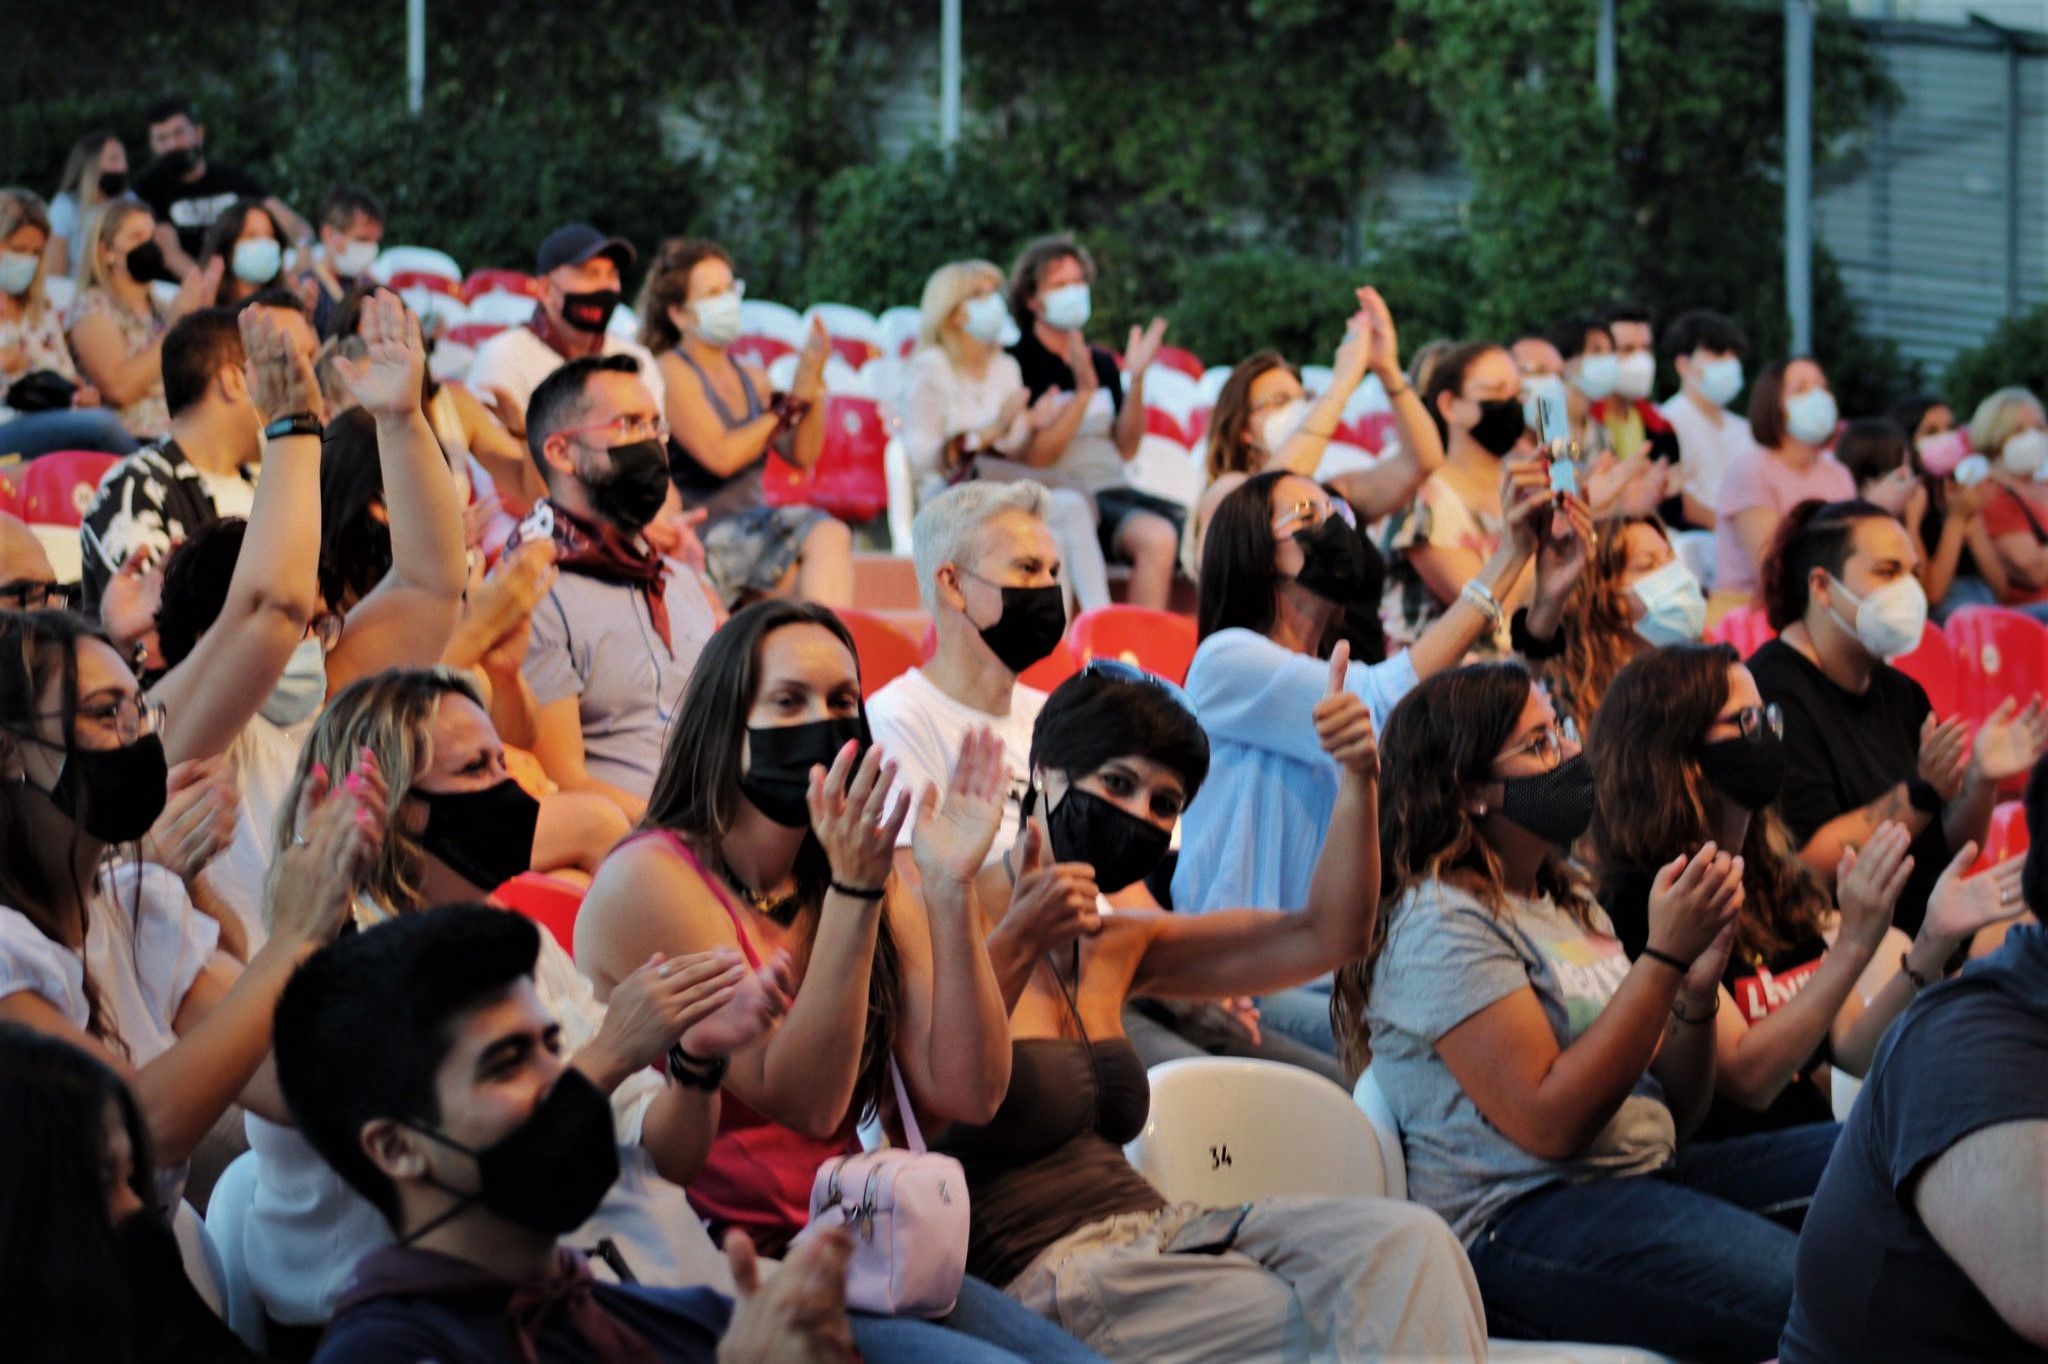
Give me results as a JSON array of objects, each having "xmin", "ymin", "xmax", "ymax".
[{"xmin": 912, "ymin": 481, "xmax": 1050, "ymax": 613}]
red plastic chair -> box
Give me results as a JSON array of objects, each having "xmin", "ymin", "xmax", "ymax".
[
  {"xmin": 444, "ymin": 322, "xmax": 508, "ymax": 349},
  {"xmin": 0, "ymin": 462, "xmax": 21, "ymax": 517},
  {"xmin": 1185, "ymin": 407, "xmax": 1211, "ymax": 444},
  {"xmin": 1944, "ymin": 607, "xmax": 2048, "ymax": 730},
  {"xmin": 839, "ymin": 608, "xmax": 923, "ymax": 699},
  {"xmin": 387, "ymin": 270, "xmax": 461, "ymax": 299},
  {"xmin": 461, "ymin": 268, "xmax": 542, "ymax": 303},
  {"xmin": 1068, "ymin": 606, "xmax": 1200, "ymax": 685},
  {"xmin": 1986, "ymin": 800, "xmax": 2029, "ymax": 865},
  {"xmin": 1154, "ymin": 345, "xmax": 1205, "ymax": 381},
  {"xmin": 1143, "ymin": 407, "xmax": 1187, "ymax": 445},
  {"xmin": 18, "ymin": 451, "xmax": 118, "ymax": 527},
  {"xmin": 1891, "ymin": 623, "xmax": 1958, "ymax": 720},
  {"xmin": 827, "ymin": 337, "xmax": 879, "ymax": 371},
  {"xmin": 763, "ymin": 396, "xmax": 889, "ymax": 524},
  {"xmin": 731, "ymin": 335, "xmax": 795, "ymax": 369},
  {"xmin": 495, "ymin": 873, "xmax": 584, "ymax": 954},
  {"xmin": 1705, "ymin": 603, "xmax": 1776, "ymax": 659},
  {"xmin": 919, "ymin": 621, "xmax": 1080, "ymax": 694}
]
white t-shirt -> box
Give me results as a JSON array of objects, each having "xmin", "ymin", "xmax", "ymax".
[
  {"xmin": 198, "ymin": 466, "xmax": 258, "ymax": 521},
  {"xmin": 202, "ymin": 714, "xmax": 316, "ymax": 951},
  {"xmin": 1658, "ymin": 390, "xmax": 1756, "ymax": 509},
  {"xmin": 244, "ymin": 924, "xmax": 726, "ymax": 1324},
  {"xmin": 467, "ymin": 325, "xmax": 664, "ymax": 429},
  {"xmin": 900, "ymin": 346, "xmax": 1033, "ymax": 495},
  {"xmin": 867, "ymin": 667, "xmax": 1047, "ymax": 868}
]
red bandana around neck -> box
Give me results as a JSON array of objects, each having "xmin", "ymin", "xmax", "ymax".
[{"xmin": 514, "ymin": 500, "xmax": 673, "ymax": 655}]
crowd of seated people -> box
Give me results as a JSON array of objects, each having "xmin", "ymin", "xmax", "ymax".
[{"xmin": 6, "ymin": 95, "xmax": 2048, "ymax": 1364}]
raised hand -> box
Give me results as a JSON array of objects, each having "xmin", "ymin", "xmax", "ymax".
[
  {"xmin": 684, "ymin": 948, "xmax": 797, "ymax": 1059},
  {"xmin": 1313, "ymin": 640, "xmax": 1378, "ymax": 781},
  {"xmin": 1970, "ymin": 694, "xmax": 2048, "ymax": 784},
  {"xmin": 1536, "ymin": 492, "xmax": 1594, "ymax": 599},
  {"xmin": 1646, "ymin": 842, "xmax": 1745, "ymax": 967},
  {"xmin": 1124, "ymin": 317, "xmax": 1168, "ymax": 377},
  {"xmin": 485, "ymin": 384, "xmax": 527, "ymax": 440},
  {"xmin": 331, "ymin": 290, "xmax": 426, "ymax": 417},
  {"xmin": 1027, "ymin": 388, "xmax": 1069, "ymax": 430},
  {"xmin": 794, "ymin": 317, "xmax": 832, "ymax": 399},
  {"xmin": 1331, "ymin": 313, "xmax": 1374, "ymax": 394},
  {"xmin": 142, "ymin": 756, "xmax": 239, "ymax": 886},
  {"xmin": 1917, "ymin": 712, "xmax": 1972, "ymax": 801},
  {"xmin": 1834, "ymin": 821, "xmax": 1915, "ymax": 952},
  {"xmin": 171, "ymin": 256, "xmax": 225, "ymax": 320},
  {"xmin": 719, "ymin": 1227, "xmax": 860, "ymax": 1364},
  {"xmin": 808, "ymin": 741, "xmax": 907, "ymax": 894},
  {"xmin": 644, "ymin": 497, "xmax": 712, "ymax": 572},
  {"xmin": 912, "ymin": 727, "xmax": 1008, "ymax": 892},
  {"xmin": 1918, "ymin": 845, "xmax": 2027, "ymax": 955},
  {"xmin": 240, "ymin": 302, "xmax": 322, "ymax": 424},
  {"xmin": 1001, "ymin": 815, "xmax": 1101, "ymax": 953},
  {"xmin": 268, "ymin": 758, "xmax": 383, "ymax": 943},
  {"xmin": 100, "ymin": 547, "xmax": 166, "ymax": 655},
  {"xmin": 1679, "ymin": 921, "xmax": 1739, "ymax": 1007},
  {"xmin": 1500, "ymin": 451, "xmax": 1552, "ymax": 557},
  {"xmin": 1354, "ymin": 285, "xmax": 1401, "ymax": 378},
  {"xmin": 597, "ymin": 948, "xmax": 749, "ymax": 1073}
]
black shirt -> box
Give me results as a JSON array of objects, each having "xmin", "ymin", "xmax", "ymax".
[
  {"xmin": 1010, "ymin": 326, "xmax": 1125, "ymax": 412},
  {"xmin": 1603, "ymin": 864, "xmax": 1837, "ymax": 1140},
  {"xmin": 1781, "ymin": 925, "xmax": 2048, "ymax": 1362},
  {"xmin": 1747, "ymin": 638, "xmax": 1950, "ymax": 937},
  {"xmin": 134, "ymin": 158, "xmax": 268, "ymax": 258}
]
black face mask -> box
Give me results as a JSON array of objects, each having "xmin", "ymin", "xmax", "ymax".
[
  {"xmin": 32, "ymin": 732, "xmax": 171, "ymax": 844},
  {"xmin": 99, "ymin": 170, "xmax": 129, "ymax": 197},
  {"xmin": 971, "ymin": 581, "xmax": 1066, "ymax": 674},
  {"xmin": 742, "ymin": 716, "xmax": 870, "ymax": 828},
  {"xmin": 1290, "ymin": 515, "xmax": 1372, "ymax": 605},
  {"xmin": 560, "ymin": 288, "xmax": 622, "ymax": 335},
  {"xmin": 1469, "ymin": 398, "xmax": 1527, "ymax": 457},
  {"xmin": 124, "ymin": 240, "xmax": 178, "ymax": 286},
  {"xmin": 1497, "ymin": 751, "xmax": 1595, "ymax": 847},
  {"xmin": 1043, "ymin": 784, "xmax": 1171, "ymax": 895},
  {"xmin": 415, "ymin": 779, "xmax": 541, "ymax": 892},
  {"xmin": 156, "ymin": 147, "xmax": 200, "ymax": 178},
  {"xmin": 588, "ymin": 439, "xmax": 670, "ymax": 531},
  {"xmin": 403, "ymin": 1067, "xmax": 621, "ymax": 1239},
  {"xmin": 1698, "ymin": 730, "xmax": 1785, "ymax": 813}
]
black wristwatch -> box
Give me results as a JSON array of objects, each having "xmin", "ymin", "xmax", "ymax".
[
  {"xmin": 1906, "ymin": 778, "xmax": 1944, "ymax": 815},
  {"xmin": 666, "ymin": 1042, "xmax": 728, "ymax": 1091},
  {"xmin": 263, "ymin": 412, "xmax": 324, "ymax": 441}
]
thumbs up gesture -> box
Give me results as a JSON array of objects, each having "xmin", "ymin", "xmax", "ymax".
[{"xmin": 1312, "ymin": 641, "xmax": 1378, "ymax": 781}]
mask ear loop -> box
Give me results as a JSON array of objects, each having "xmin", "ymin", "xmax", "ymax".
[{"xmin": 391, "ymin": 1119, "xmax": 483, "ymax": 1246}]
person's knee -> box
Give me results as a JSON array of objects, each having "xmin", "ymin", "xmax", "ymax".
[
  {"xmin": 804, "ymin": 517, "xmax": 852, "ymax": 557},
  {"xmin": 1122, "ymin": 514, "xmax": 1177, "ymax": 564}
]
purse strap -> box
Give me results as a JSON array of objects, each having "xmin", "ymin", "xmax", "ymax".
[{"xmin": 890, "ymin": 1058, "xmax": 929, "ymax": 1154}]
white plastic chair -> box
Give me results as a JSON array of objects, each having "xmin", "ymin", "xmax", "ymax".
[
  {"xmin": 1829, "ymin": 1065, "xmax": 1863, "ymax": 1123},
  {"xmin": 802, "ymin": 302, "xmax": 884, "ymax": 350},
  {"xmin": 370, "ymin": 245, "xmax": 462, "ymax": 285},
  {"xmin": 1197, "ymin": 364, "xmax": 1234, "ymax": 405},
  {"xmin": 398, "ymin": 287, "xmax": 469, "ymax": 332},
  {"xmin": 766, "ymin": 353, "xmax": 800, "ymax": 393},
  {"xmin": 878, "ymin": 304, "xmax": 923, "ymax": 358},
  {"xmin": 821, "ymin": 355, "xmax": 862, "ymax": 394},
  {"xmin": 740, "ymin": 299, "xmax": 807, "ymax": 347},
  {"xmin": 1343, "ymin": 373, "xmax": 1393, "ymax": 421},
  {"xmin": 1299, "ymin": 363, "xmax": 1337, "ymax": 398},
  {"xmin": 1126, "ymin": 1058, "xmax": 1391, "ymax": 1205},
  {"xmin": 1140, "ymin": 365, "xmax": 1203, "ymax": 423},
  {"xmin": 466, "ymin": 290, "xmax": 539, "ymax": 327},
  {"xmin": 1352, "ymin": 1069, "xmax": 1681, "ymax": 1364},
  {"xmin": 884, "ymin": 436, "xmax": 917, "ymax": 555},
  {"xmin": 1128, "ymin": 435, "xmax": 1204, "ymax": 516},
  {"xmin": 428, "ymin": 341, "xmax": 476, "ymax": 386},
  {"xmin": 203, "ymin": 1150, "xmax": 269, "ymax": 1352}
]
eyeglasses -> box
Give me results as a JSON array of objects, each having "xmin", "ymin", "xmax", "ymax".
[
  {"xmin": 1271, "ymin": 497, "xmax": 1357, "ymax": 537},
  {"xmin": 1082, "ymin": 658, "xmax": 1198, "ymax": 718},
  {"xmin": 0, "ymin": 579, "xmax": 63, "ymax": 611},
  {"xmin": 1723, "ymin": 703, "xmax": 1784, "ymax": 742},
  {"xmin": 41, "ymin": 694, "xmax": 168, "ymax": 745},
  {"xmin": 1497, "ymin": 716, "xmax": 1580, "ymax": 771},
  {"xmin": 556, "ymin": 412, "xmax": 669, "ymax": 446},
  {"xmin": 308, "ymin": 611, "xmax": 344, "ymax": 653},
  {"xmin": 1248, "ymin": 390, "xmax": 1299, "ymax": 415}
]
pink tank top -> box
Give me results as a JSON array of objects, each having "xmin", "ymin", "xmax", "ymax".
[{"xmin": 624, "ymin": 829, "xmax": 854, "ymax": 1256}]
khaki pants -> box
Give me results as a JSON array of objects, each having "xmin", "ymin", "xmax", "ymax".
[{"xmin": 1007, "ymin": 1197, "xmax": 1487, "ymax": 1363}]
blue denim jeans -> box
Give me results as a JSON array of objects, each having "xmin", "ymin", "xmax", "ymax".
[
  {"xmin": 1465, "ymin": 1123, "xmax": 1840, "ymax": 1364},
  {"xmin": 0, "ymin": 407, "xmax": 139, "ymax": 460},
  {"xmin": 1253, "ymin": 984, "xmax": 1338, "ymax": 1057},
  {"xmin": 848, "ymin": 1273, "xmax": 1104, "ymax": 1362}
]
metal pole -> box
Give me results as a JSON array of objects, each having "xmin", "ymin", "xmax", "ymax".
[
  {"xmin": 1785, "ymin": 0, "xmax": 1814, "ymax": 355},
  {"xmin": 407, "ymin": 0, "xmax": 425, "ymax": 116},
  {"xmin": 940, "ymin": 0, "xmax": 961, "ymax": 152},
  {"xmin": 1596, "ymin": 0, "xmax": 1617, "ymax": 115}
]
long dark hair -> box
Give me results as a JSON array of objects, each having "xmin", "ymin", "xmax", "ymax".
[
  {"xmin": 198, "ymin": 199, "xmax": 281, "ymax": 304},
  {"xmin": 1330, "ymin": 661, "xmax": 1596, "ymax": 1074},
  {"xmin": 641, "ymin": 600, "xmax": 902, "ymax": 1120},
  {"xmin": 1198, "ymin": 470, "xmax": 1384, "ymax": 660},
  {"xmin": 0, "ymin": 1022, "xmax": 156, "ymax": 1363},
  {"xmin": 1588, "ymin": 644, "xmax": 1831, "ymax": 966},
  {"xmin": 1420, "ymin": 340, "xmax": 1508, "ymax": 445},
  {"xmin": 0, "ymin": 611, "xmax": 124, "ymax": 1046}
]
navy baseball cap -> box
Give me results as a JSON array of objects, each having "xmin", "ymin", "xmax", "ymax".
[{"xmin": 535, "ymin": 223, "xmax": 636, "ymax": 276}]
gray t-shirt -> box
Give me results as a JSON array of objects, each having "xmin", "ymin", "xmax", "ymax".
[
  {"xmin": 523, "ymin": 563, "xmax": 721, "ymax": 800},
  {"xmin": 1367, "ymin": 878, "xmax": 1676, "ymax": 1246}
]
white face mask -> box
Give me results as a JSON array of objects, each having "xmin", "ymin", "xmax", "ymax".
[
  {"xmin": 1694, "ymin": 355, "xmax": 1744, "ymax": 408},
  {"xmin": 1829, "ymin": 574, "xmax": 1928, "ymax": 662},
  {"xmin": 1259, "ymin": 398, "xmax": 1310, "ymax": 458},
  {"xmin": 0, "ymin": 250, "xmax": 38, "ymax": 296},
  {"xmin": 691, "ymin": 289, "xmax": 743, "ymax": 347},
  {"xmin": 961, "ymin": 292, "xmax": 1010, "ymax": 343},
  {"xmin": 1784, "ymin": 388, "xmax": 1838, "ymax": 446},
  {"xmin": 1999, "ymin": 428, "xmax": 2048, "ymax": 480},
  {"xmin": 232, "ymin": 237, "xmax": 282, "ymax": 285},
  {"xmin": 1630, "ymin": 558, "xmax": 1707, "ymax": 646},
  {"xmin": 1040, "ymin": 282, "xmax": 1091, "ymax": 332},
  {"xmin": 1614, "ymin": 351, "xmax": 1656, "ymax": 401},
  {"xmin": 333, "ymin": 238, "xmax": 379, "ymax": 279},
  {"xmin": 260, "ymin": 635, "xmax": 329, "ymax": 727},
  {"xmin": 1572, "ymin": 352, "xmax": 1619, "ymax": 400}
]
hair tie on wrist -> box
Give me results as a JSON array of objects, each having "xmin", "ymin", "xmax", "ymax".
[
  {"xmin": 829, "ymin": 879, "xmax": 887, "ymax": 901},
  {"xmin": 1640, "ymin": 945, "xmax": 1690, "ymax": 974}
]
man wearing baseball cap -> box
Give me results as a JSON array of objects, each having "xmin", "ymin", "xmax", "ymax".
[{"xmin": 469, "ymin": 222, "xmax": 664, "ymax": 432}]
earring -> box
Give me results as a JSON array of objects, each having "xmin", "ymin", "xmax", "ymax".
[{"xmin": 1472, "ymin": 803, "xmax": 1488, "ymax": 818}]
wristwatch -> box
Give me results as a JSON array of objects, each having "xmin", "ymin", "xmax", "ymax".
[
  {"xmin": 666, "ymin": 1042, "xmax": 729, "ymax": 1091},
  {"xmin": 1906, "ymin": 778, "xmax": 1943, "ymax": 815},
  {"xmin": 263, "ymin": 412, "xmax": 324, "ymax": 441}
]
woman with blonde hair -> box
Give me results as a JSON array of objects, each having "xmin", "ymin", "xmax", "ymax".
[
  {"xmin": 1965, "ymin": 386, "xmax": 2048, "ymax": 620},
  {"xmin": 901, "ymin": 259, "xmax": 1109, "ymax": 610},
  {"xmin": 45, "ymin": 131, "xmax": 129, "ymax": 278},
  {"xmin": 0, "ymin": 188, "xmax": 138, "ymax": 456},
  {"xmin": 67, "ymin": 199, "xmax": 216, "ymax": 439}
]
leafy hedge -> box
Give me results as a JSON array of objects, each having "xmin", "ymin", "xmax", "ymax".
[{"xmin": 1945, "ymin": 302, "xmax": 2048, "ymax": 419}]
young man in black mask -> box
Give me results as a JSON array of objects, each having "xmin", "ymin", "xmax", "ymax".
[
  {"xmin": 468, "ymin": 222, "xmax": 663, "ymax": 437},
  {"xmin": 513, "ymin": 354, "xmax": 722, "ymax": 819},
  {"xmin": 134, "ymin": 94, "xmax": 312, "ymax": 278},
  {"xmin": 275, "ymin": 904, "xmax": 861, "ymax": 1364}
]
